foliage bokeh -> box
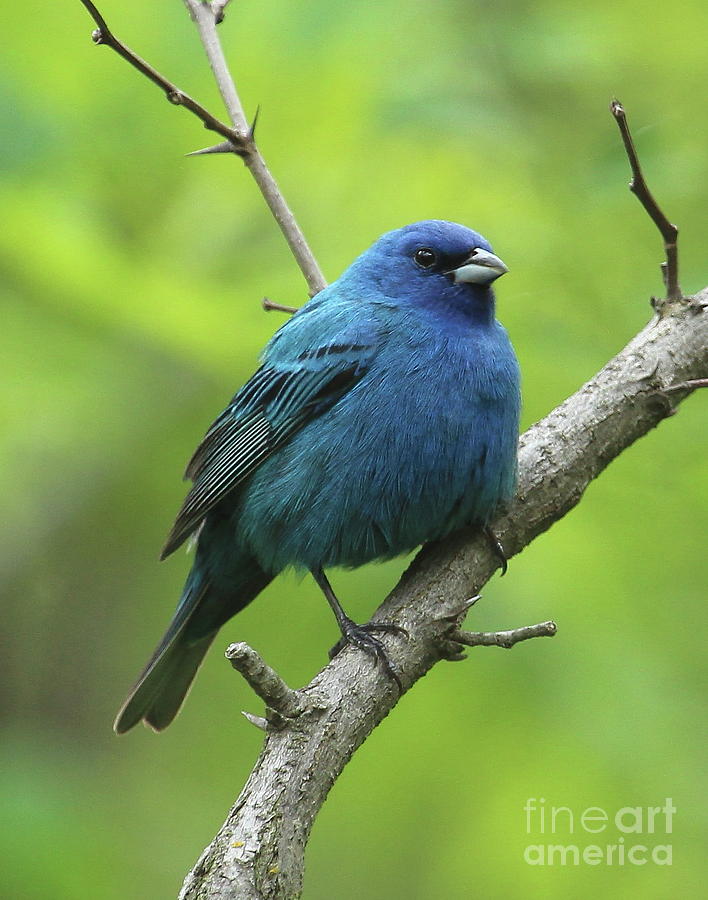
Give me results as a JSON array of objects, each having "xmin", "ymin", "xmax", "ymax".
[{"xmin": 2, "ymin": 1, "xmax": 706, "ymax": 897}]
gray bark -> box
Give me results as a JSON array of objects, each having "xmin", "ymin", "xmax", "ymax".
[{"xmin": 180, "ymin": 291, "xmax": 707, "ymax": 900}]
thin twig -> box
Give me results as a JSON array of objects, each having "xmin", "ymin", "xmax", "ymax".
[
  {"xmin": 78, "ymin": 0, "xmax": 249, "ymax": 152},
  {"xmin": 182, "ymin": 0, "xmax": 327, "ymax": 296},
  {"xmin": 78, "ymin": 0, "xmax": 327, "ymax": 296},
  {"xmin": 182, "ymin": 0, "xmax": 249, "ymax": 132},
  {"xmin": 610, "ymin": 100, "xmax": 681, "ymax": 301},
  {"xmin": 262, "ymin": 297, "xmax": 299, "ymax": 314},
  {"xmin": 451, "ymin": 621, "xmax": 557, "ymax": 649},
  {"xmin": 661, "ymin": 377, "xmax": 708, "ymax": 394},
  {"xmin": 225, "ymin": 642, "xmax": 307, "ymax": 718}
]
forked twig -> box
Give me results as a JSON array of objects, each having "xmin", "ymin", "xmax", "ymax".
[
  {"xmin": 78, "ymin": 0, "xmax": 327, "ymax": 296},
  {"xmin": 610, "ymin": 100, "xmax": 681, "ymax": 301},
  {"xmin": 78, "ymin": 0, "xmax": 248, "ymax": 151},
  {"xmin": 182, "ymin": 0, "xmax": 326, "ymax": 296}
]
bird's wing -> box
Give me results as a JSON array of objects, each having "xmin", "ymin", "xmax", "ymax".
[{"xmin": 160, "ymin": 337, "xmax": 374, "ymax": 559}]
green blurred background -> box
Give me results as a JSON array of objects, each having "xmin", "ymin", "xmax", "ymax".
[{"xmin": 2, "ymin": 1, "xmax": 706, "ymax": 897}]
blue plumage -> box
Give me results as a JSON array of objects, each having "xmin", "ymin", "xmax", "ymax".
[{"xmin": 115, "ymin": 220, "xmax": 520, "ymax": 733}]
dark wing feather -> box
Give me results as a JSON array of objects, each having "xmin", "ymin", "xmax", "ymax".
[{"xmin": 160, "ymin": 357, "xmax": 367, "ymax": 559}]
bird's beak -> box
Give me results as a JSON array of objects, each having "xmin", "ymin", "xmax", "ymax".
[{"xmin": 451, "ymin": 249, "xmax": 509, "ymax": 285}]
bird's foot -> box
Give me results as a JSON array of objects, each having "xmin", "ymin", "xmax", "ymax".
[
  {"xmin": 483, "ymin": 525, "xmax": 508, "ymax": 576},
  {"xmin": 329, "ymin": 620, "xmax": 407, "ymax": 693}
]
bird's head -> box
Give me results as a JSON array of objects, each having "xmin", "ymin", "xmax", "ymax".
[{"xmin": 342, "ymin": 220, "xmax": 508, "ymax": 324}]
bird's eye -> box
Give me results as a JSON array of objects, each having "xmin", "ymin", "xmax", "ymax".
[{"xmin": 414, "ymin": 248, "xmax": 437, "ymax": 269}]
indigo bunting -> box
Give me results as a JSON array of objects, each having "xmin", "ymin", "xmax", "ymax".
[{"xmin": 115, "ymin": 220, "xmax": 520, "ymax": 733}]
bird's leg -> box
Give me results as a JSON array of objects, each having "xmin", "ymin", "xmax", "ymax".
[
  {"xmin": 482, "ymin": 525, "xmax": 508, "ymax": 576},
  {"xmin": 311, "ymin": 567, "xmax": 406, "ymax": 693}
]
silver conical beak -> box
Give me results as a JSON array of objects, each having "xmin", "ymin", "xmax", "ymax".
[{"xmin": 452, "ymin": 249, "xmax": 508, "ymax": 285}]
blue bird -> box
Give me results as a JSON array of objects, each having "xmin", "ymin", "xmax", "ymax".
[{"xmin": 114, "ymin": 220, "xmax": 520, "ymax": 733}]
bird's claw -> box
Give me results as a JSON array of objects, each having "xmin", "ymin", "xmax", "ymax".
[
  {"xmin": 483, "ymin": 525, "xmax": 508, "ymax": 575},
  {"xmin": 329, "ymin": 621, "xmax": 406, "ymax": 694}
]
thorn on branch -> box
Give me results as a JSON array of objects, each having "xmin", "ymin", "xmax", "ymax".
[
  {"xmin": 248, "ymin": 105, "xmax": 261, "ymax": 143},
  {"xmin": 241, "ymin": 707, "xmax": 294, "ymax": 732},
  {"xmin": 186, "ymin": 141, "xmax": 239, "ymax": 157},
  {"xmin": 433, "ymin": 595, "xmax": 482, "ymax": 625},
  {"xmin": 226, "ymin": 642, "xmax": 306, "ymax": 719},
  {"xmin": 483, "ymin": 525, "xmax": 508, "ymax": 575},
  {"xmin": 451, "ymin": 620, "xmax": 557, "ymax": 649},
  {"xmin": 610, "ymin": 99, "xmax": 682, "ymax": 303},
  {"xmin": 241, "ymin": 710, "xmax": 269, "ymax": 731}
]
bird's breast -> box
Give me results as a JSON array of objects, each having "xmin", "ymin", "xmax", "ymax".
[{"xmin": 237, "ymin": 326, "xmax": 520, "ymax": 573}]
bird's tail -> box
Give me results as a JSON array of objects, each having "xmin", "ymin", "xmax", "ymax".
[{"xmin": 114, "ymin": 558, "xmax": 271, "ymax": 734}]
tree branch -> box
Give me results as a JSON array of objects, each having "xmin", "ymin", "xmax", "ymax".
[
  {"xmin": 663, "ymin": 376, "xmax": 708, "ymax": 394},
  {"xmin": 182, "ymin": 1, "xmax": 326, "ymax": 295},
  {"xmin": 451, "ymin": 620, "xmax": 557, "ymax": 649},
  {"xmin": 182, "ymin": 0, "xmax": 249, "ymax": 132},
  {"xmin": 180, "ymin": 290, "xmax": 707, "ymax": 899},
  {"xmin": 225, "ymin": 642, "xmax": 309, "ymax": 723},
  {"xmin": 78, "ymin": 0, "xmax": 327, "ymax": 296},
  {"xmin": 261, "ymin": 297, "xmax": 299, "ymax": 314},
  {"xmin": 77, "ymin": 8, "xmax": 705, "ymax": 894},
  {"xmin": 78, "ymin": 0, "xmax": 249, "ymax": 150},
  {"xmin": 610, "ymin": 100, "xmax": 681, "ymax": 301}
]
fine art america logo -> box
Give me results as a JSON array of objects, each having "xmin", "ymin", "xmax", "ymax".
[{"xmin": 523, "ymin": 798, "xmax": 675, "ymax": 866}]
